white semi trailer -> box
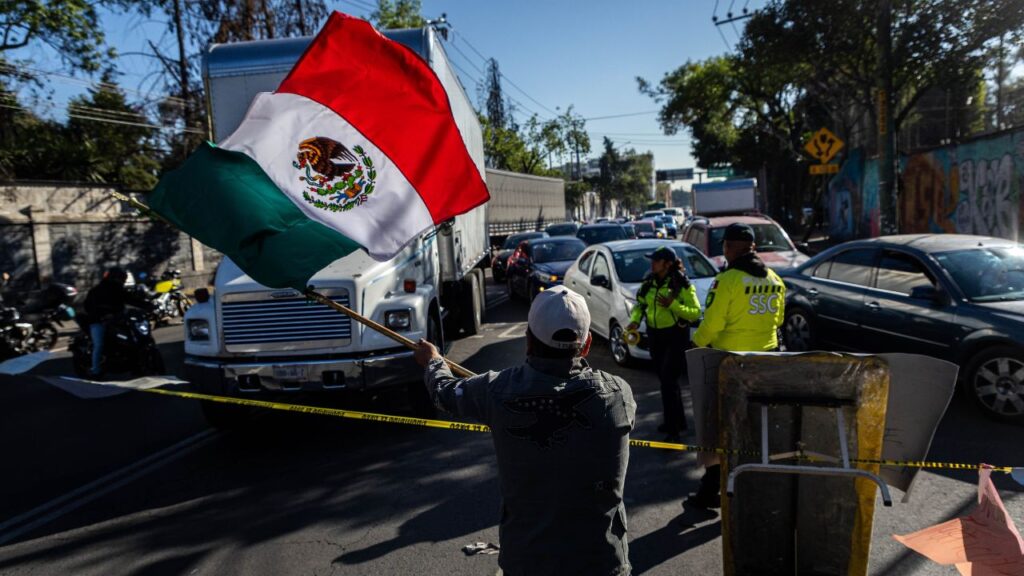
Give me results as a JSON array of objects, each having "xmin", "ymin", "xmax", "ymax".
[{"xmin": 182, "ymin": 26, "xmax": 488, "ymax": 426}]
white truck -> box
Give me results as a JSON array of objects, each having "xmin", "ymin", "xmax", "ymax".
[
  {"xmin": 182, "ymin": 26, "xmax": 489, "ymax": 427},
  {"xmin": 691, "ymin": 178, "xmax": 758, "ymax": 215}
]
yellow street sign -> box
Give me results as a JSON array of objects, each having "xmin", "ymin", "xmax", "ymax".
[
  {"xmin": 804, "ymin": 127, "xmax": 845, "ymax": 164},
  {"xmin": 810, "ymin": 164, "xmax": 840, "ymax": 175}
]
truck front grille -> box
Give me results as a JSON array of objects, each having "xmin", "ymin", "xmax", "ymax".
[{"xmin": 221, "ymin": 292, "xmax": 352, "ymax": 351}]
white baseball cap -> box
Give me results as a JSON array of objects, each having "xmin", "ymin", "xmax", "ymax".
[{"xmin": 527, "ymin": 285, "xmax": 591, "ymax": 349}]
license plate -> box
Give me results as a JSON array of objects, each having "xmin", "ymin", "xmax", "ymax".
[{"xmin": 272, "ymin": 365, "xmax": 308, "ymax": 381}]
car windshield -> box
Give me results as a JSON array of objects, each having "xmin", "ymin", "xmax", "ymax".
[
  {"xmin": 546, "ymin": 224, "xmax": 577, "ymax": 236},
  {"xmin": 503, "ymin": 232, "xmax": 543, "ymax": 249},
  {"xmin": 708, "ymin": 223, "xmax": 793, "ymax": 256},
  {"xmin": 532, "ymin": 240, "xmax": 586, "ymax": 263},
  {"xmin": 934, "ymin": 247, "xmax": 1024, "ymax": 302},
  {"xmin": 578, "ymin": 226, "xmax": 627, "ymax": 245},
  {"xmin": 612, "ymin": 247, "xmax": 718, "ymax": 283}
]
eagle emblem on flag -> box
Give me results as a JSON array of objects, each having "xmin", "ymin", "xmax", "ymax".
[{"xmin": 293, "ymin": 136, "xmax": 377, "ymax": 212}]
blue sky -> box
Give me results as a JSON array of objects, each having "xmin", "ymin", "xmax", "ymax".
[{"xmin": 16, "ymin": 1, "xmax": 762, "ymax": 176}]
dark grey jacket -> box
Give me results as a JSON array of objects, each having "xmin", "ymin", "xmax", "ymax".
[{"xmin": 425, "ymin": 355, "xmax": 636, "ymax": 576}]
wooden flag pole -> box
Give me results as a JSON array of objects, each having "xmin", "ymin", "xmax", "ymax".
[
  {"xmin": 303, "ymin": 289, "xmax": 474, "ymax": 377},
  {"xmin": 108, "ymin": 192, "xmax": 476, "ymax": 379}
]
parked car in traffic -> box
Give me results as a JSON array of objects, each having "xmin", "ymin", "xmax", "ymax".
[
  {"xmin": 491, "ymin": 231, "xmax": 547, "ymax": 283},
  {"xmin": 564, "ymin": 239, "xmax": 718, "ymax": 366},
  {"xmin": 577, "ymin": 223, "xmax": 630, "ymax": 245},
  {"xmin": 632, "ymin": 220, "xmax": 659, "ymax": 239},
  {"xmin": 506, "ymin": 236, "xmax": 587, "ymax": 301},
  {"xmin": 662, "ymin": 207, "xmax": 685, "ymax": 227},
  {"xmin": 656, "ymin": 215, "xmax": 678, "ymax": 238},
  {"xmin": 545, "ymin": 221, "xmax": 580, "ymax": 237},
  {"xmin": 781, "ymin": 234, "xmax": 1024, "ymax": 422},
  {"xmin": 640, "ymin": 217, "xmax": 669, "ymax": 239},
  {"xmin": 683, "ymin": 214, "xmax": 808, "ymax": 270}
]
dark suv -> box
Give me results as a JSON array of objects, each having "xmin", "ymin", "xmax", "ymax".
[{"xmin": 780, "ymin": 234, "xmax": 1024, "ymax": 421}]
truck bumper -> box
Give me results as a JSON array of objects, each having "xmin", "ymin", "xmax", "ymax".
[{"xmin": 184, "ymin": 349, "xmax": 421, "ymax": 395}]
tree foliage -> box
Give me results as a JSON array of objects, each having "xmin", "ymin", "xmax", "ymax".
[
  {"xmin": 593, "ymin": 137, "xmax": 652, "ymax": 213},
  {"xmin": 371, "ymin": 0, "xmax": 425, "ymax": 29},
  {"xmin": 0, "ymin": 0, "xmax": 112, "ymax": 75},
  {"xmin": 640, "ymin": 0, "xmax": 1024, "ymax": 224},
  {"xmin": 0, "ymin": 76, "xmax": 159, "ymax": 189}
]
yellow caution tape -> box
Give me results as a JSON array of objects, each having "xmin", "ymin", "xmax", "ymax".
[{"xmin": 139, "ymin": 387, "xmax": 1017, "ymax": 475}]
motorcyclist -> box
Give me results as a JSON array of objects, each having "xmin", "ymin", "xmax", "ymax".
[{"xmin": 83, "ymin": 267, "xmax": 130, "ymax": 377}]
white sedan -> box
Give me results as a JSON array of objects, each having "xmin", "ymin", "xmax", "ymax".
[{"xmin": 564, "ymin": 239, "xmax": 719, "ymax": 366}]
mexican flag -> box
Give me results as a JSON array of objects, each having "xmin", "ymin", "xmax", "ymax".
[{"xmin": 149, "ymin": 12, "xmax": 489, "ymax": 290}]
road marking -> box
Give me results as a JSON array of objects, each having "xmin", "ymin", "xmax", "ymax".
[
  {"xmin": 498, "ymin": 322, "xmax": 526, "ymax": 339},
  {"xmin": 0, "ymin": 428, "xmax": 218, "ymax": 546}
]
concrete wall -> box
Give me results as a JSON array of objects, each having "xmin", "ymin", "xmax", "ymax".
[{"xmin": 0, "ymin": 182, "xmax": 217, "ymax": 296}]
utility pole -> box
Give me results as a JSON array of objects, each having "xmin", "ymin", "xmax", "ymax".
[
  {"xmin": 876, "ymin": 0, "xmax": 898, "ymax": 234},
  {"xmin": 172, "ymin": 0, "xmax": 191, "ymax": 158}
]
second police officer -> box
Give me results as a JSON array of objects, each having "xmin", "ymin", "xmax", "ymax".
[
  {"xmin": 685, "ymin": 222, "xmax": 786, "ymax": 509},
  {"xmin": 627, "ymin": 246, "xmax": 701, "ymax": 442}
]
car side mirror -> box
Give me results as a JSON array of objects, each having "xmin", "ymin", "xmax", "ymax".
[
  {"xmin": 590, "ymin": 274, "xmax": 610, "ymax": 289},
  {"xmin": 909, "ymin": 285, "xmax": 946, "ymax": 305}
]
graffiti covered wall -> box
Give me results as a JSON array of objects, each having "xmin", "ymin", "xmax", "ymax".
[{"xmin": 828, "ymin": 129, "xmax": 1024, "ymax": 242}]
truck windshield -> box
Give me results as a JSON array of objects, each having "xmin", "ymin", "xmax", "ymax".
[{"xmin": 708, "ymin": 223, "xmax": 792, "ymax": 257}]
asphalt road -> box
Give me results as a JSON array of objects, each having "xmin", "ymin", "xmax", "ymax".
[{"xmin": 0, "ymin": 279, "xmax": 1020, "ymax": 575}]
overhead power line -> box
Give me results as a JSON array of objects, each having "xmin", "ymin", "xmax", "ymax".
[
  {"xmin": 582, "ymin": 110, "xmax": 659, "ymax": 121},
  {"xmin": 0, "ymin": 102, "xmax": 204, "ymax": 134},
  {"xmin": 1, "ymin": 63, "xmax": 189, "ymax": 107},
  {"xmin": 452, "ymin": 30, "xmax": 557, "ymax": 120}
]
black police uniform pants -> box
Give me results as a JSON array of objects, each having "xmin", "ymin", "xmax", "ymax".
[
  {"xmin": 694, "ymin": 346, "xmax": 779, "ymax": 501},
  {"xmin": 647, "ymin": 325, "xmax": 689, "ymax": 433}
]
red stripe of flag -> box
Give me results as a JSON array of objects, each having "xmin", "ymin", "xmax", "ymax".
[{"xmin": 277, "ymin": 12, "xmax": 489, "ymax": 224}]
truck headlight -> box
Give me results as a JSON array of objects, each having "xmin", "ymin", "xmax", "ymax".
[
  {"xmin": 384, "ymin": 310, "xmax": 412, "ymax": 331},
  {"xmin": 187, "ymin": 319, "xmax": 210, "ymax": 341}
]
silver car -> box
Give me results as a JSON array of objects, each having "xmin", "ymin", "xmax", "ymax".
[{"xmin": 564, "ymin": 239, "xmax": 719, "ymax": 366}]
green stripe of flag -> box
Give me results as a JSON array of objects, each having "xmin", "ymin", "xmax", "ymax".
[{"xmin": 148, "ymin": 142, "xmax": 361, "ymax": 290}]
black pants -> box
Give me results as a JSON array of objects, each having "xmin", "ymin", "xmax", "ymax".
[
  {"xmin": 647, "ymin": 325, "xmax": 689, "ymax": 434},
  {"xmin": 696, "ymin": 464, "xmax": 721, "ymax": 499}
]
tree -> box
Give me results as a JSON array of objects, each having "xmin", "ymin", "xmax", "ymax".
[
  {"xmin": 371, "ymin": 0, "xmax": 425, "ymax": 29},
  {"xmin": 640, "ymin": 0, "xmax": 1024, "ymax": 225},
  {"xmin": 63, "ymin": 73, "xmax": 161, "ymax": 189},
  {"xmin": 0, "ymin": 0, "xmax": 113, "ymax": 76}
]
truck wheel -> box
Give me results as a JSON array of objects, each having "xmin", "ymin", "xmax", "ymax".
[
  {"xmin": 475, "ymin": 269, "xmax": 487, "ymax": 322},
  {"xmin": 460, "ymin": 272, "xmax": 482, "ymax": 336}
]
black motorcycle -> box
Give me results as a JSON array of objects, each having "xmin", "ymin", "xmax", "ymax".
[
  {"xmin": 70, "ymin": 310, "xmax": 165, "ymax": 378},
  {"xmin": 26, "ymin": 282, "xmax": 79, "ymax": 350},
  {"xmin": 0, "ymin": 306, "xmax": 36, "ymax": 360}
]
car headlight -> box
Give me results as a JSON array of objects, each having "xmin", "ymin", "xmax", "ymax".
[
  {"xmin": 187, "ymin": 319, "xmax": 209, "ymax": 341},
  {"xmin": 533, "ymin": 271, "xmax": 557, "ymax": 282},
  {"xmin": 384, "ymin": 309, "xmax": 412, "ymax": 331},
  {"xmin": 135, "ymin": 320, "xmax": 151, "ymax": 336},
  {"xmin": 657, "ymin": 232, "xmax": 664, "ymax": 238}
]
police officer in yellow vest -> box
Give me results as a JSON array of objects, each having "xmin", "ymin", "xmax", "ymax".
[
  {"xmin": 685, "ymin": 223, "xmax": 785, "ymax": 511},
  {"xmin": 626, "ymin": 246, "xmax": 701, "ymax": 441}
]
